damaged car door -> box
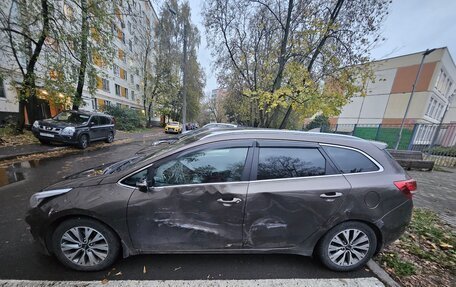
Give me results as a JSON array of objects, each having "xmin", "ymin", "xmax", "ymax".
[
  {"xmin": 126, "ymin": 140, "xmax": 254, "ymax": 251},
  {"xmin": 243, "ymin": 140, "xmax": 351, "ymax": 250}
]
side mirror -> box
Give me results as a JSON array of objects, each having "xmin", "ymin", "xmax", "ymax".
[
  {"xmin": 89, "ymin": 121, "xmax": 95, "ymax": 126},
  {"xmin": 136, "ymin": 179, "xmax": 149, "ymax": 192}
]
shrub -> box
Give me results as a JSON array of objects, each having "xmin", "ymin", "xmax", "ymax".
[
  {"xmin": 103, "ymin": 105, "xmax": 145, "ymax": 131},
  {"xmin": 305, "ymin": 115, "xmax": 330, "ymax": 131}
]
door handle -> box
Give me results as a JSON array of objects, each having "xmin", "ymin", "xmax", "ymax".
[
  {"xmin": 320, "ymin": 192, "xmax": 343, "ymax": 199},
  {"xmin": 217, "ymin": 198, "xmax": 242, "ymax": 205}
]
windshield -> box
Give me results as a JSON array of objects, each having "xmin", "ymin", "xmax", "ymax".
[
  {"xmin": 169, "ymin": 122, "xmax": 179, "ymax": 125},
  {"xmin": 53, "ymin": 111, "xmax": 90, "ymax": 124}
]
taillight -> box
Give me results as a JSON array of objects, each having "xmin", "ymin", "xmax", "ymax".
[{"xmin": 394, "ymin": 179, "xmax": 417, "ymax": 199}]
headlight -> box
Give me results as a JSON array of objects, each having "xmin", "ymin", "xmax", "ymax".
[
  {"xmin": 60, "ymin": 127, "xmax": 75, "ymax": 136},
  {"xmin": 29, "ymin": 188, "xmax": 72, "ymax": 208},
  {"xmin": 33, "ymin": 120, "xmax": 39, "ymax": 128}
]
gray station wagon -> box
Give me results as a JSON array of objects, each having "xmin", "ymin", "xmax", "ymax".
[{"xmin": 25, "ymin": 129, "xmax": 416, "ymax": 271}]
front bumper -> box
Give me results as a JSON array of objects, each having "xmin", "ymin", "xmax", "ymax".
[
  {"xmin": 25, "ymin": 207, "xmax": 52, "ymax": 255},
  {"xmin": 165, "ymin": 128, "xmax": 180, "ymax": 133},
  {"xmin": 32, "ymin": 128, "xmax": 79, "ymax": 144}
]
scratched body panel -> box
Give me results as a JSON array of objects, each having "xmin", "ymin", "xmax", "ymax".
[
  {"xmin": 243, "ymin": 175, "xmax": 351, "ymax": 250},
  {"xmin": 127, "ymin": 182, "xmax": 248, "ymax": 251}
]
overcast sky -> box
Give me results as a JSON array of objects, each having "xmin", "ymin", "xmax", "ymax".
[{"xmin": 181, "ymin": 0, "xmax": 456, "ymax": 95}]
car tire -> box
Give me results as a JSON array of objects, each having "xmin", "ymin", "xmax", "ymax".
[
  {"xmin": 105, "ymin": 132, "xmax": 114, "ymax": 143},
  {"xmin": 51, "ymin": 218, "xmax": 120, "ymax": 271},
  {"xmin": 78, "ymin": 134, "xmax": 89, "ymax": 149},
  {"xmin": 316, "ymin": 221, "xmax": 377, "ymax": 272}
]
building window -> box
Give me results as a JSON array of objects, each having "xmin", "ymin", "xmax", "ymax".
[
  {"xmin": 131, "ymin": 90, "xmax": 135, "ymax": 100},
  {"xmin": 104, "ymin": 100, "xmax": 111, "ymax": 106},
  {"xmin": 113, "ymin": 64, "xmax": 120, "ymax": 76},
  {"xmin": 128, "ymin": 21, "xmax": 132, "ymax": 34},
  {"xmin": 0, "ymin": 76, "xmax": 6, "ymax": 98},
  {"xmin": 102, "ymin": 78, "xmax": 110, "ymax": 92},
  {"xmin": 125, "ymin": 88, "xmax": 128, "ymax": 98},
  {"xmin": 120, "ymin": 68, "xmax": 127, "ymax": 80},
  {"xmin": 136, "ymin": 84, "xmax": 140, "ymax": 90},
  {"xmin": 130, "ymin": 75, "xmax": 134, "ymax": 84},
  {"xmin": 115, "ymin": 84, "xmax": 121, "ymax": 96},
  {"xmin": 129, "ymin": 39, "xmax": 132, "ymax": 52},
  {"xmin": 92, "ymin": 98, "xmax": 98, "ymax": 110}
]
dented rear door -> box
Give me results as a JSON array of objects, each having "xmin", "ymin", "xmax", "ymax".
[{"xmin": 242, "ymin": 140, "xmax": 351, "ymax": 249}]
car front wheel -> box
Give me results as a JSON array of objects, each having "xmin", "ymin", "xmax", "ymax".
[
  {"xmin": 51, "ymin": 218, "xmax": 120, "ymax": 271},
  {"xmin": 316, "ymin": 221, "xmax": 377, "ymax": 271},
  {"xmin": 105, "ymin": 132, "xmax": 114, "ymax": 143},
  {"xmin": 78, "ymin": 134, "xmax": 89, "ymax": 149}
]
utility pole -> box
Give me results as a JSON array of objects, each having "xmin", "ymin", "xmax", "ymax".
[
  {"xmin": 181, "ymin": 20, "xmax": 187, "ymax": 132},
  {"xmin": 395, "ymin": 48, "xmax": 436, "ymax": 150}
]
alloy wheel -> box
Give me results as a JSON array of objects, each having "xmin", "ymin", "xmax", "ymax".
[
  {"xmin": 60, "ymin": 226, "xmax": 109, "ymax": 266},
  {"xmin": 327, "ymin": 228, "xmax": 370, "ymax": 267}
]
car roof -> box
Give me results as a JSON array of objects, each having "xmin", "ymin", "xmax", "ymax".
[
  {"xmin": 65, "ymin": 110, "xmax": 112, "ymax": 117},
  {"xmin": 193, "ymin": 128, "xmax": 387, "ymax": 150}
]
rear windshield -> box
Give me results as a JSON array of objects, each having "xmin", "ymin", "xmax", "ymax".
[{"xmin": 53, "ymin": 111, "xmax": 90, "ymax": 124}]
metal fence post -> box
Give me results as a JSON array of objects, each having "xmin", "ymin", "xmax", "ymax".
[
  {"xmin": 407, "ymin": 123, "xmax": 419, "ymax": 150},
  {"xmin": 353, "ymin": 124, "xmax": 357, "ymax": 136},
  {"xmin": 374, "ymin": 124, "xmax": 382, "ymax": 141}
]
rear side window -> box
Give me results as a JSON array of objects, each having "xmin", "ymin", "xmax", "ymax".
[
  {"xmin": 100, "ymin": 116, "xmax": 111, "ymax": 125},
  {"xmin": 324, "ymin": 146, "xmax": 379, "ymax": 174},
  {"xmin": 257, "ymin": 148, "xmax": 326, "ymax": 180}
]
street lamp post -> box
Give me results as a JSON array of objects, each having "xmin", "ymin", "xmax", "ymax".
[{"xmin": 394, "ymin": 48, "xmax": 436, "ymax": 150}]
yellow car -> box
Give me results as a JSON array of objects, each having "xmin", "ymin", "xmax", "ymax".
[{"xmin": 164, "ymin": 121, "xmax": 182, "ymax": 134}]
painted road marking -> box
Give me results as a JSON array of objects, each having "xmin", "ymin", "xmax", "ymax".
[{"xmin": 0, "ymin": 278, "xmax": 384, "ymax": 287}]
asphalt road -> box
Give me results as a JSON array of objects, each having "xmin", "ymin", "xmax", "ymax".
[{"xmin": 0, "ymin": 138, "xmax": 376, "ymax": 281}]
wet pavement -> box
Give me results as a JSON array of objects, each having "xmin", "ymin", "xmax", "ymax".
[{"xmin": 0, "ymin": 138, "xmax": 376, "ymax": 281}]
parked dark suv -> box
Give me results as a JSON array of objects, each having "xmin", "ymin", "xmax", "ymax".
[
  {"xmin": 26, "ymin": 129, "xmax": 416, "ymax": 272},
  {"xmin": 31, "ymin": 110, "xmax": 115, "ymax": 149}
]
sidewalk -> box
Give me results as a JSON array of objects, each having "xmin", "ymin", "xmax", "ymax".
[
  {"xmin": 0, "ymin": 128, "xmax": 163, "ymax": 161},
  {"xmin": 408, "ymin": 168, "xmax": 456, "ymax": 227}
]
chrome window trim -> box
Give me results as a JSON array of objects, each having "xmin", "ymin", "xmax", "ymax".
[
  {"xmin": 320, "ymin": 143, "xmax": 384, "ymax": 175},
  {"xmin": 249, "ymin": 173, "xmax": 344, "ymax": 184}
]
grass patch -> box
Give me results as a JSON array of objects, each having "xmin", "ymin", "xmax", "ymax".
[
  {"xmin": 376, "ymin": 208, "xmax": 455, "ymax": 286},
  {"xmin": 379, "ymin": 252, "xmax": 416, "ymax": 276}
]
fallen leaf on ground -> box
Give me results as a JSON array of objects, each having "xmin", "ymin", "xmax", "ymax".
[
  {"xmin": 101, "ymin": 279, "xmax": 109, "ymax": 284},
  {"xmin": 115, "ymin": 272, "xmax": 122, "ymax": 276},
  {"xmin": 143, "ymin": 266, "xmax": 147, "ymax": 274},
  {"xmin": 174, "ymin": 267, "xmax": 181, "ymax": 271},
  {"xmin": 439, "ymin": 243, "xmax": 453, "ymax": 250}
]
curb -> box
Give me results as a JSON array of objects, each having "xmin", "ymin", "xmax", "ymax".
[{"xmin": 367, "ymin": 260, "xmax": 401, "ymax": 287}]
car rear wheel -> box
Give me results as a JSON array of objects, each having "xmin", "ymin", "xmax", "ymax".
[
  {"xmin": 78, "ymin": 134, "xmax": 89, "ymax": 149},
  {"xmin": 316, "ymin": 221, "xmax": 377, "ymax": 271},
  {"xmin": 105, "ymin": 132, "xmax": 114, "ymax": 143},
  {"xmin": 52, "ymin": 218, "xmax": 120, "ymax": 271}
]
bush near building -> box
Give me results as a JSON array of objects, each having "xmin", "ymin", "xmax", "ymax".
[{"xmin": 103, "ymin": 105, "xmax": 145, "ymax": 131}]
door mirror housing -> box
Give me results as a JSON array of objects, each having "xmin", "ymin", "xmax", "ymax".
[{"xmin": 136, "ymin": 180, "xmax": 149, "ymax": 192}]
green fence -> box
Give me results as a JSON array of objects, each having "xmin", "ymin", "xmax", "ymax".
[{"xmin": 333, "ymin": 124, "xmax": 415, "ymax": 150}]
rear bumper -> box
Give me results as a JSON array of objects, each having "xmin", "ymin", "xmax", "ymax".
[{"xmin": 376, "ymin": 199, "xmax": 413, "ymax": 248}]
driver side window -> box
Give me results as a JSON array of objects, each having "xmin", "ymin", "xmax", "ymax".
[{"xmin": 153, "ymin": 147, "xmax": 248, "ymax": 187}]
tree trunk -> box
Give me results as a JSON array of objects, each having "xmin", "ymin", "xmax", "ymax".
[
  {"xmin": 147, "ymin": 102, "xmax": 153, "ymax": 127},
  {"xmin": 73, "ymin": 0, "xmax": 89, "ymax": 110},
  {"xmin": 15, "ymin": 0, "xmax": 49, "ymax": 131},
  {"xmin": 264, "ymin": 0, "xmax": 294, "ymax": 128},
  {"xmin": 278, "ymin": 0, "xmax": 345, "ymax": 129}
]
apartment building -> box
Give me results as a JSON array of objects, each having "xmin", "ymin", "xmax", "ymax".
[
  {"xmin": 331, "ymin": 47, "xmax": 456, "ymax": 127},
  {"xmin": 0, "ymin": 0, "xmax": 158, "ymax": 124}
]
